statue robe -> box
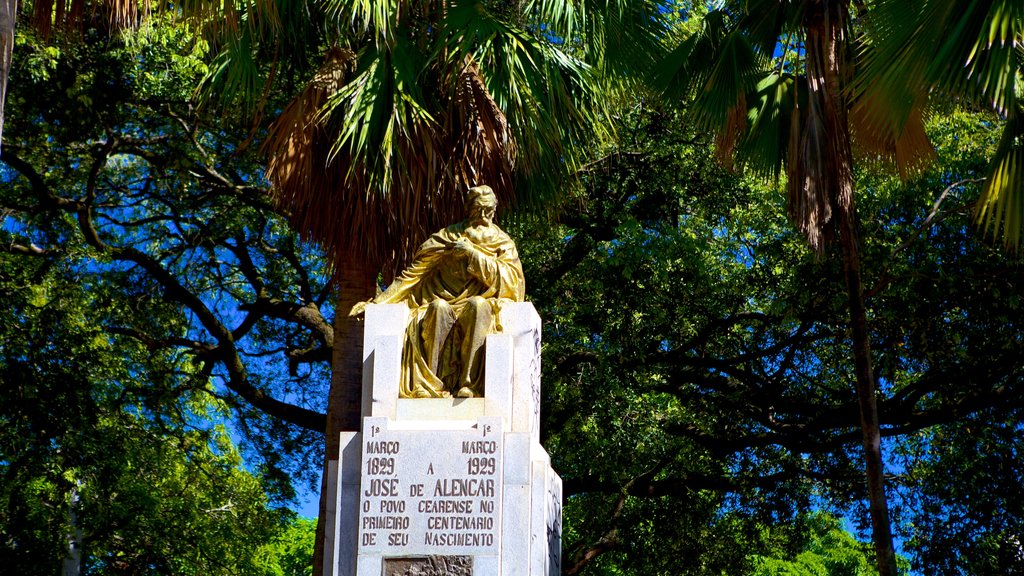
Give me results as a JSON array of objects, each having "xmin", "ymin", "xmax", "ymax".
[{"xmin": 372, "ymin": 220, "xmax": 525, "ymax": 397}]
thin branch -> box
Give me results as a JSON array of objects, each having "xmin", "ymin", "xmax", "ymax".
[
  {"xmin": 564, "ymin": 460, "xmax": 669, "ymax": 575},
  {"xmin": 576, "ymin": 150, "xmax": 648, "ymax": 174},
  {"xmin": 897, "ymin": 178, "xmax": 981, "ymax": 253},
  {"xmin": 2, "ymin": 241, "xmax": 51, "ymax": 256}
]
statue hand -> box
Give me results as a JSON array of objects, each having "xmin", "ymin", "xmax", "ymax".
[
  {"xmin": 349, "ymin": 300, "xmax": 370, "ymax": 317},
  {"xmin": 451, "ymin": 239, "xmax": 474, "ymax": 259}
]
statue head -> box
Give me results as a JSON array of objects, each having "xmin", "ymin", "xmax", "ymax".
[{"xmin": 466, "ymin": 185, "xmax": 497, "ymax": 226}]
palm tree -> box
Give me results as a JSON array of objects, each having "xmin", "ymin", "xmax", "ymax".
[
  {"xmin": 192, "ymin": 1, "xmax": 665, "ymax": 572},
  {"xmin": 663, "ymin": 3, "xmax": 1024, "ymax": 569},
  {"xmin": 11, "ymin": 0, "xmax": 663, "ymax": 570},
  {"xmin": 657, "ymin": 2, "xmax": 928, "ymax": 575},
  {"xmin": 251, "ymin": 13, "xmax": 597, "ymax": 567}
]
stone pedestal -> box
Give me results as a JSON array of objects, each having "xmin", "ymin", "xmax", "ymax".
[{"xmin": 328, "ymin": 303, "xmax": 561, "ymax": 576}]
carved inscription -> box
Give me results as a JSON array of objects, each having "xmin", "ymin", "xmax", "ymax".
[
  {"xmin": 358, "ymin": 417, "xmax": 503, "ymax": 555},
  {"xmin": 384, "ymin": 556, "xmax": 472, "ymax": 576}
]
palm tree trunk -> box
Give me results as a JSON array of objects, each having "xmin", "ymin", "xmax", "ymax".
[
  {"xmin": 803, "ymin": 2, "xmax": 897, "ymax": 574},
  {"xmin": 313, "ymin": 253, "xmax": 377, "ymax": 576},
  {"xmin": 838, "ymin": 210, "xmax": 898, "ymax": 576}
]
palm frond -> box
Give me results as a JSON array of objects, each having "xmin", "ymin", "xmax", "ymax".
[
  {"xmin": 860, "ymin": 0, "xmax": 1023, "ymax": 134},
  {"xmin": 738, "ymin": 72, "xmax": 799, "ymax": 181},
  {"xmin": 659, "ymin": 5, "xmax": 781, "ymax": 183},
  {"xmin": 28, "ymin": 0, "xmax": 151, "ymax": 37},
  {"xmin": 977, "ymin": 103, "xmax": 1024, "ymax": 252},
  {"xmin": 531, "ymin": 0, "xmax": 667, "ymax": 81},
  {"xmin": 853, "ymin": 1, "xmax": 938, "ymax": 156},
  {"xmin": 443, "ymin": 0, "xmax": 601, "ymax": 208},
  {"xmin": 715, "ymin": 90, "xmax": 747, "ymax": 170},
  {"xmin": 737, "ymin": 0, "xmax": 802, "ymax": 57},
  {"xmin": 446, "ymin": 58, "xmax": 516, "ymax": 200},
  {"xmin": 264, "ymin": 48, "xmax": 358, "ymax": 266},
  {"xmin": 325, "ymin": 0, "xmax": 402, "ymax": 46},
  {"xmin": 863, "ymin": 0, "xmax": 1024, "ymax": 249},
  {"xmin": 265, "ymin": 47, "xmax": 354, "ymax": 178},
  {"xmin": 266, "ymin": 44, "xmax": 440, "ymax": 278},
  {"xmin": 939, "ymin": 0, "xmax": 1022, "ymax": 114},
  {"xmin": 850, "ymin": 30, "xmax": 935, "ymax": 179},
  {"xmin": 196, "ymin": 30, "xmax": 264, "ymax": 112},
  {"xmin": 324, "ymin": 38, "xmax": 437, "ymax": 198},
  {"xmin": 656, "ymin": 10, "xmax": 730, "ymax": 101},
  {"xmin": 698, "ymin": 29, "xmax": 764, "ymax": 132},
  {"xmin": 658, "ymin": 10, "xmax": 766, "ymax": 133},
  {"xmin": 177, "ymin": 0, "xmax": 287, "ymax": 42}
]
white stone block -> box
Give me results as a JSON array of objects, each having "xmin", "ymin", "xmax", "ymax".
[
  {"xmin": 474, "ymin": 555, "xmax": 500, "ymax": 576},
  {"xmin": 333, "ymin": 432, "xmax": 363, "ymax": 576},
  {"xmin": 530, "ymin": 442, "xmax": 551, "ymax": 469},
  {"xmin": 503, "ymin": 433, "xmax": 532, "ymax": 486},
  {"xmin": 338, "ymin": 483, "xmax": 361, "ymax": 576},
  {"xmin": 498, "ymin": 302, "xmax": 541, "ymax": 339},
  {"xmin": 395, "ymin": 398, "xmax": 486, "ymax": 421},
  {"xmin": 325, "ymin": 461, "xmax": 340, "ymax": 576},
  {"xmin": 363, "ymin": 305, "xmax": 409, "ymax": 418},
  {"xmin": 545, "ymin": 469, "xmax": 563, "ymax": 576},
  {"xmin": 357, "ymin": 417, "xmax": 504, "ymax": 557},
  {"xmin": 368, "ymin": 335, "xmax": 402, "ymax": 419},
  {"xmin": 388, "ymin": 419, "xmax": 477, "ymax": 431},
  {"xmin": 501, "ymin": 304, "xmax": 542, "ymax": 438},
  {"xmin": 355, "ymin": 555, "xmax": 381, "ymax": 576},
  {"xmin": 529, "ymin": 461, "xmax": 547, "ymax": 576},
  {"xmin": 340, "ymin": 432, "xmax": 363, "ymax": 485},
  {"xmin": 501, "ymin": 483, "xmax": 531, "ymax": 576},
  {"xmin": 484, "ymin": 333, "xmax": 514, "ymax": 425},
  {"xmin": 363, "ymin": 305, "xmax": 410, "ymax": 361}
]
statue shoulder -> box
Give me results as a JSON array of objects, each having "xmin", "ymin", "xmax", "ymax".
[{"xmin": 416, "ymin": 221, "xmax": 465, "ymax": 252}]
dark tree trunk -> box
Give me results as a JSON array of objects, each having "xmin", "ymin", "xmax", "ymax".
[
  {"xmin": 313, "ymin": 254, "xmax": 377, "ymax": 576},
  {"xmin": 838, "ymin": 211, "xmax": 898, "ymax": 576},
  {"xmin": 803, "ymin": 2, "xmax": 898, "ymax": 574}
]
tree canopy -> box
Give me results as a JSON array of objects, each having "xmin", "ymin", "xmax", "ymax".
[
  {"xmin": 519, "ymin": 95, "xmax": 1024, "ymax": 574},
  {"xmin": 3, "ymin": 4, "xmax": 1024, "ymax": 576}
]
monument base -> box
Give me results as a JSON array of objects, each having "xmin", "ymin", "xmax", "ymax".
[{"xmin": 329, "ymin": 303, "xmax": 560, "ymax": 576}]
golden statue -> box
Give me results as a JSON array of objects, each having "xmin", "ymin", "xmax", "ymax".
[{"xmin": 355, "ymin": 185, "xmax": 525, "ymax": 398}]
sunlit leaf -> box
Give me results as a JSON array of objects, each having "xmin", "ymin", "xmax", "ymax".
[{"xmin": 977, "ymin": 103, "xmax": 1024, "ymax": 252}]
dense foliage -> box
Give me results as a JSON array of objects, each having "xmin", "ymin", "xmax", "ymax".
[
  {"xmin": 3, "ymin": 5, "xmax": 1024, "ymax": 576},
  {"xmin": 522, "ymin": 100, "xmax": 1023, "ymax": 574},
  {"xmin": 0, "ymin": 168, "xmax": 294, "ymax": 574},
  {"xmin": 1, "ymin": 21, "xmax": 321, "ymax": 573}
]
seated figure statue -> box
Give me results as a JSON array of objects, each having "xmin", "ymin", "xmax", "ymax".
[{"xmin": 357, "ymin": 185, "xmax": 525, "ymax": 398}]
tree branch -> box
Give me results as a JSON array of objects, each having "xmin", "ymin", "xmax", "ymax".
[{"xmin": 70, "ymin": 176, "xmax": 325, "ymax": 431}]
